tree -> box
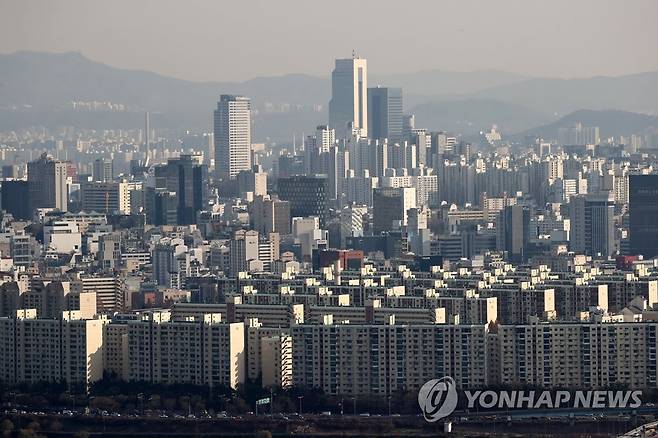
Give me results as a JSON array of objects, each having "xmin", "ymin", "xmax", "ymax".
[
  {"xmin": 0, "ymin": 419, "xmax": 14, "ymax": 436},
  {"xmin": 25, "ymin": 421, "xmax": 40, "ymax": 431},
  {"xmin": 163, "ymin": 398, "xmax": 177, "ymax": 411},
  {"xmin": 17, "ymin": 430, "xmax": 40, "ymax": 438},
  {"xmin": 147, "ymin": 394, "xmax": 162, "ymax": 410},
  {"xmin": 90, "ymin": 396, "xmax": 120, "ymax": 412},
  {"xmin": 48, "ymin": 419, "xmax": 63, "ymax": 432}
]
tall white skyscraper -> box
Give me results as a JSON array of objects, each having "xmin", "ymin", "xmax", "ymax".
[
  {"xmin": 214, "ymin": 95, "xmax": 251, "ymax": 180},
  {"xmin": 329, "ymin": 57, "xmax": 368, "ymax": 139}
]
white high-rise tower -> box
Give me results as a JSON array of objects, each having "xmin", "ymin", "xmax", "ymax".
[
  {"xmin": 329, "ymin": 56, "xmax": 368, "ymax": 139},
  {"xmin": 214, "ymin": 95, "xmax": 252, "ymax": 180}
]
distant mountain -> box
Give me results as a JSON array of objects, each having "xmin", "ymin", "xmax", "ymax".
[
  {"xmin": 0, "ymin": 52, "xmax": 529, "ymax": 112},
  {"xmin": 0, "ymin": 51, "xmax": 330, "ymax": 137},
  {"xmin": 370, "ymin": 69, "xmax": 527, "ymax": 100},
  {"xmin": 409, "ymin": 98, "xmax": 551, "ymax": 135},
  {"xmin": 471, "ymin": 73, "xmax": 658, "ymax": 116},
  {"xmin": 1, "ymin": 51, "xmax": 658, "ymax": 141},
  {"xmin": 516, "ymin": 109, "xmax": 658, "ymax": 140},
  {"xmin": 0, "ymin": 51, "xmax": 330, "ymax": 108}
]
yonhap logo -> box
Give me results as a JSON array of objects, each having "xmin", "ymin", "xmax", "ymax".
[
  {"xmin": 418, "ymin": 377, "xmax": 643, "ymax": 423},
  {"xmin": 418, "ymin": 376, "xmax": 458, "ymax": 422}
]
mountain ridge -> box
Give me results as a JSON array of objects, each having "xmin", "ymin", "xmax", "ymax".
[{"xmin": 2, "ymin": 51, "xmax": 658, "ymax": 141}]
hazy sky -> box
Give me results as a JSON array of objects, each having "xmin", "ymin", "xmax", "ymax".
[{"xmin": 1, "ymin": 0, "xmax": 657, "ymax": 82}]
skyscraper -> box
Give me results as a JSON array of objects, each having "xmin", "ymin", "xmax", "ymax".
[
  {"xmin": 144, "ymin": 111, "xmax": 150, "ymax": 163},
  {"xmin": 1, "ymin": 180, "xmax": 31, "ymax": 220},
  {"xmin": 496, "ymin": 205, "xmax": 530, "ymax": 263},
  {"xmin": 372, "ymin": 187, "xmax": 416, "ymax": 234},
  {"xmin": 629, "ymin": 174, "xmax": 658, "ymax": 258},
  {"xmin": 154, "ymin": 154, "xmax": 208, "ymax": 225},
  {"xmin": 570, "ymin": 193, "xmax": 615, "ymax": 258},
  {"xmin": 305, "ymin": 125, "xmax": 335, "ymax": 174},
  {"xmin": 277, "ymin": 175, "xmax": 328, "ymax": 226},
  {"xmin": 329, "ymin": 57, "xmax": 368, "ymax": 139},
  {"xmin": 92, "ymin": 158, "xmax": 113, "ymax": 182},
  {"xmin": 367, "ymin": 87, "xmax": 403, "ymax": 142},
  {"xmin": 214, "ymin": 95, "xmax": 251, "ymax": 180},
  {"xmin": 27, "ymin": 153, "xmax": 68, "ymax": 213}
]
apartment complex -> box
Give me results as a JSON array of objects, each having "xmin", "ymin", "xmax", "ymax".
[
  {"xmin": 0, "ymin": 310, "xmax": 104, "ymax": 390},
  {"xmin": 291, "ymin": 320, "xmax": 487, "ymax": 395},
  {"xmin": 120, "ymin": 311, "xmax": 245, "ymax": 389}
]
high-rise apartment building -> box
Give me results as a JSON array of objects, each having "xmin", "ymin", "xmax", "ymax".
[
  {"xmin": 214, "ymin": 95, "xmax": 251, "ymax": 180},
  {"xmin": 558, "ymin": 123, "xmax": 601, "ymax": 146},
  {"xmin": 329, "ymin": 57, "xmax": 368, "ymax": 139},
  {"xmin": 629, "ymin": 174, "xmax": 658, "ymax": 258},
  {"xmin": 291, "ymin": 321, "xmax": 487, "ymax": 395},
  {"xmin": 121, "ymin": 311, "xmax": 245, "ymax": 389},
  {"xmin": 0, "ymin": 310, "xmax": 104, "ymax": 391},
  {"xmin": 367, "ymin": 87, "xmax": 403, "ymax": 142}
]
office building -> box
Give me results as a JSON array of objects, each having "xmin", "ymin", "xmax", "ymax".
[
  {"xmin": 229, "ymin": 230, "xmax": 260, "ymax": 275},
  {"xmin": 1, "ymin": 180, "xmax": 31, "ymax": 220},
  {"xmin": 305, "ymin": 125, "xmax": 335, "ymax": 174},
  {"xmin": 497, "ymin": 205, "xmax": 531, "ymax": 262},
  {"xmin": 367, "ymin": 87, "xmax": 403, "ymax": 142},
  {"xmin": 154, "ymin": 154, "xmax": 208, "ymax": 225},
  {"xmin": 329, "ymin": 57, "xmax": 368, "ymax": 138},
  {"xmin": 372, "ymin": 187, "xmax": 416, "ymax": 234},
  {"xmin": 145, "ymin": 188, "xmax": 178, "ymax": 226},
  {"xmin": 80, "ymin": 181, "xmax": 130, "ymax": 214},
  {"xmin": 237, "ymin": 164, "xmax": 267, "ymax": 198},
  {"xmin": 214, "ymin": 95, "xmax": 252, "ymax": 180},
  {"xmin": 27, "ymin": 153, "xmax": 68, "ymax": 213},
  {"xmin": 72, "ymin": 276, "xmax": 125, "ymax": 313},
  {"xmin": 629, "ymin": 174, "xmax": 658, "ymax": 258},
  {"xmin": 570, "ymin": 193, "xmax": 615, "ymax": 258},
  {"xmin": 252, "ymin": 195, "xmax": 291, "ymax": 235},
  {"xmin": 92, "ymin": 158, "xmax": 114, "ymax": 182},
  {"xmin": 277, "ymin": 175, "xmax": 328, "ymax": 226}
]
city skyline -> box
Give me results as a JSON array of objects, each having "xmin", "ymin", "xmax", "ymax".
[
  {"xmin": 1, "ymin": 4, "xmax": 658, "ymax": 435},
  {"xmin": 1, "ymin": 0, "xmax": 657, "ymax": 82}
]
